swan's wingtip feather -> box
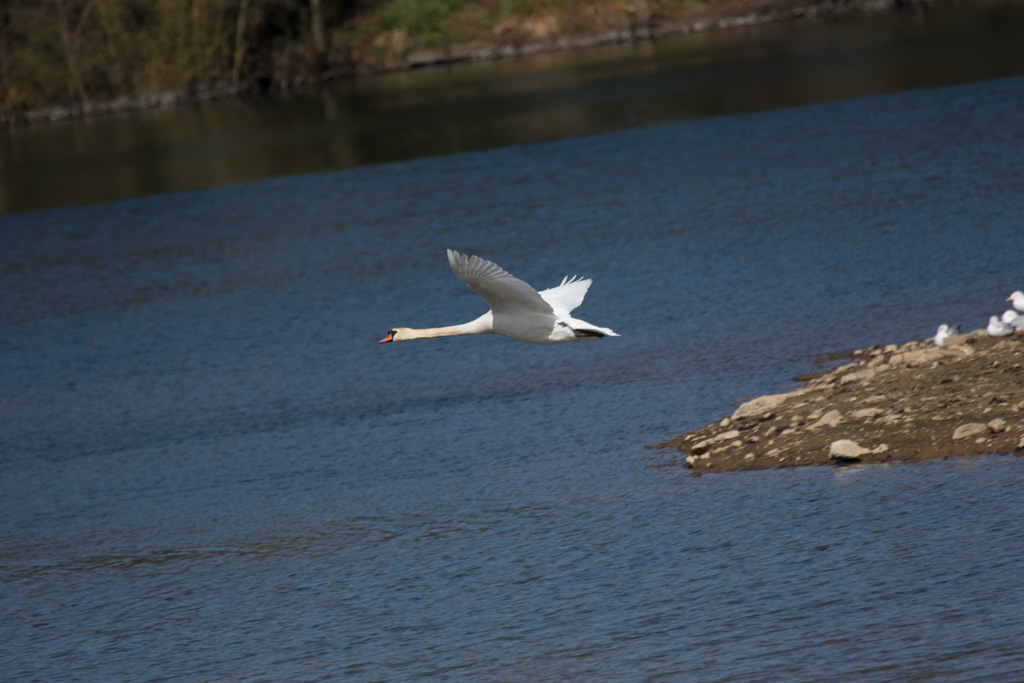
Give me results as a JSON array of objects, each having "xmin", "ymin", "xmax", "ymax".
[{"xmin": 448, "ymin": 248, "xmax": 472, "ymax": 274}]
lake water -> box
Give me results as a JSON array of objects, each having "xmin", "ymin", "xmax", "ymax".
[{"xmin": 5, "ymin": 9, "xmax": 1024, "ymax": 683}]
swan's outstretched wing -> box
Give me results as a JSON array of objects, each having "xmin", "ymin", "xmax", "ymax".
[
  {"xmin": 539, "ymin": 275, "xmax": 592, "ymax": 317},
  {"xmin": 447, "ymin": 250, "xmax": 554, "ymax": 317}
]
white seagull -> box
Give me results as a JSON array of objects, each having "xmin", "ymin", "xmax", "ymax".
[
  {"xmin": 934, "ymin": 324, "xmax": 959, "ymax": 347},
  {"xmin": 380, "ymin": 250, "xmax": 618, "ymax": 345},
  {"xmin": 1008, "ymin": 291, "xmax": 1024, "ymax": 313},
  {"xmin": 1002, "ymin": 310, "xmax": 1024, "ymax": 330},
  {"xmin": 986, "ymin": 315, "xmax": 1015, "ymax": 337}
]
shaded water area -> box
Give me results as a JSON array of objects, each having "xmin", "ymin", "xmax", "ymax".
[
  {"xmin": 3, "ymin": 70, "xmax": 1024, "ymax": 679},
  {"xmin": 3, "ymin": 0, "xmax": 1024, "ymax": 214}
]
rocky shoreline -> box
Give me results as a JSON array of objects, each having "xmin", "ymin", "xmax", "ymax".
[
  {"xmin": 5, "ymin": 0, "xmax": 937, "ymax": 127},
  {"xmin": 657, "ymin": 330, "xmax": 1024, "ymax": 473}
]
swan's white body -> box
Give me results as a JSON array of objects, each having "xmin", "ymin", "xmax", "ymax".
[
  {"xmin": 380, "ymin": 250, "xmax": 618, "ymax": 345},
  {"xmin": 1008, "ymin": 291, "xmax": 1024, "ymax": 313}
]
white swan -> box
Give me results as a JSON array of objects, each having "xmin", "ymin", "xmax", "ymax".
[
  {"xmin": 380, "ymin": 250, "xmax": 618, "ymax": 345},
  {"xmin": 1008, "ymin": 291, "xmax": 1024, "ymax": 313}
]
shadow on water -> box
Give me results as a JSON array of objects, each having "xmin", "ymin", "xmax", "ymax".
[{"xmin": 2, "ymin": 0, "xmax": 1024, "ymax": 215}]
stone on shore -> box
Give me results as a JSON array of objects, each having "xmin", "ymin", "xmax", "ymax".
[
  {"xmin": 829, "ymin": 439, "xmax": 869, "ymax": 463},
  {"xmin": 809, "ymin": 409, "xmax": 845, "ymax": 429},
  {"xmin": 987, "ymin": 418, "xmax": 1007, "ymax": 433},
  {"xmin": 731, "ymin": 393, "xmax": 790, "ymax": 421},
  {"xmin": 953, "ymin": 423, "xmax": 988, "ymax": 440}
]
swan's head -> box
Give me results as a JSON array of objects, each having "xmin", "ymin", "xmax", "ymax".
[
  {"xmin": 379, "ymin": 327, "xmax": 411, "ymax": 343},
  {"xmin": 1009, "ymin": 291, "xmax": 1024, "ymax": 303}
]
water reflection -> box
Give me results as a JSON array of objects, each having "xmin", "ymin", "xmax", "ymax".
[{"xmin": 2, "ymin": 0, "xmax": 1023, "ymax": 214}]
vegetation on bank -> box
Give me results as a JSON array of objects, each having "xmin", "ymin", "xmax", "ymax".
[
  {"xmin": 0, "ymin": 0, "xmax": 705, "ymax": 118},
  {"xmin": 6, "ymin": 0, "xmax": 902, "ymax": 121},
  {"xmin": 6, "ymin": 0, "xmax": 957, "ymax": 123}
]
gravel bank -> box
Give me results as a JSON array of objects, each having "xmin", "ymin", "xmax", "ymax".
[{"xmin": 658, "ymin": 330, "xmax": 1024, "ymax": 473}]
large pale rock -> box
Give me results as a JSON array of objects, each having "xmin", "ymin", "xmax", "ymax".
[
  {"xmin": 892, "ymin": 347, "xmax": 947, "ymax": 366},
  {"xmin": 710, "ymin": 429, "xmax": 741, "ymax": 443},
  {"xmin": 987, "ymin": 418, "xmax": 1007, "ymax": 433},
  {"xmin": 952, "ymin": 423, "xmax": 989, "ymax": 440},
  {"xmin": 839, "ymin": 369, "xmax": 877, "ymax": 385},
  {"xmin": 829, "ymin": 439, "xmax": 870, "ymax": 462},
  {"xmin": 732, "ymin": 393, "xmax": 790, "ymax": 421},
  {"xmin": 809, "ymin": 409, "xmax": 845, "ymax": 429}
]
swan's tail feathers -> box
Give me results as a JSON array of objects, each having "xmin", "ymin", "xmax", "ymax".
[{"xmin": 572, "ymin": 325, "xmax": 619, "ymax": 339}]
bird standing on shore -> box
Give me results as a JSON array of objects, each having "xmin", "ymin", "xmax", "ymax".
[
  {"xmin": 987, "ymin": 316, "xmax": 1015, "ymax": 337},
  {"xmin": 380, "ymin": 250, "xmax": 618, "ymax": 345},
  {"xmin": 934, "ymin": 324, "xmax": 959, "ymax": 346},
  {"xmin": 1008, "ymin": 291, "xmax": 1024, "ymax": 313},
  {"xmin": 1000, "ymin": 310, "xmax": 1024, "ymax": 330}
]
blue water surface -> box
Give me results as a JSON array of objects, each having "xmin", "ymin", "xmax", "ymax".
[{"xmin": 2, "ymin": 77, "xmax": 1024, "ymax": 681}]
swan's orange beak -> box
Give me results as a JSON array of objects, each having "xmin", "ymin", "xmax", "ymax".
[
  {"xmin": 1009, "ymin": 296, "xmax": 1015, "ymax": 302},
  {"xmin": 379, "ymin": 331, "xmax": 394, "ymax": 343}
]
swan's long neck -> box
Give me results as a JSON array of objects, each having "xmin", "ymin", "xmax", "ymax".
[
  {"xmin": 405, "ymin": 323, "xmax": 486, "ymax": 339},
  {"xmin": 401, "ymin": 314, "xmax": 492, "ymax": 340}
]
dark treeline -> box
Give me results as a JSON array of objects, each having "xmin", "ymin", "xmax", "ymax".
[
  {"xmin": 1, "ymin": 0, "xmax": 939, "ymax": 121},
  {"xmin": 1, "ymin": 0, "xmax": 369, "ymax": 115},
  {"xmin": 0, "ymin": 0, "xmax": 732, "ymax": 119}
]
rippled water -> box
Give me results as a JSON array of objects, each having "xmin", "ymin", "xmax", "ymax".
[{"xmin": 3, "ymin": 77, "xmax": 1024, "ymax": 680}]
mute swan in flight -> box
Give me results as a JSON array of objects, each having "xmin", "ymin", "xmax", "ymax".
[{"xmin": 380, "ymin": 249, "xmax": 618, "ymax": 345}]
